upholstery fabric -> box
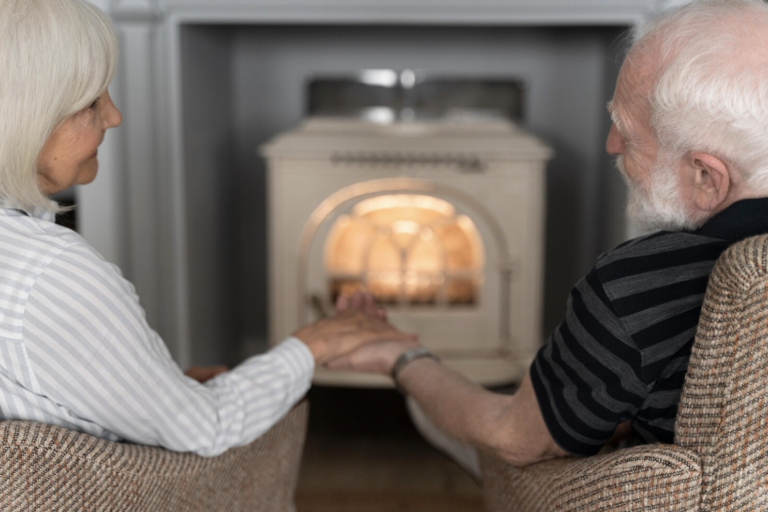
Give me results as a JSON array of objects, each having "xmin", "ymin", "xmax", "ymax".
[
  {"xmin": 481, "ymin": 234, "xmax": 768, "ymax": 512},
  {"xmin": 0, "ymin": 400, "xmax": 308, "ymax": 511},
  {"xmin": 481, "ymin": 445, "xmax": 700, "ymax": 512},
  {"xmin": 676, "ymin": 235, "xmax": 768, "ymax": 510}
]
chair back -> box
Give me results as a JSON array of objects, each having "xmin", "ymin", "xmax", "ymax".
[
  {"xmin": 0, "ymin": 401, "xmax": 309, "ymax": 511},
  {"xmin": 676, "ymin": 234, "xmax": 768, "ymax": 510}
]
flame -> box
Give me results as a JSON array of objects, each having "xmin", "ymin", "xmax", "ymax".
[
  {"xmin": 326, "ymin": 193, "xmax": 483, "ymax": 305},
  {"xmin": 353, "ymin": 194, "xmax": 455, "ymax": 218}
]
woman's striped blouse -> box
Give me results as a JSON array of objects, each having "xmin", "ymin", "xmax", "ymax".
[{"xmin": 0, "ymin": 204, "xmax": 313, "ymax": 457}]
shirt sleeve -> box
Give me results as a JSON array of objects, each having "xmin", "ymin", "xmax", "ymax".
[
  {"xmin": 21, "ymin": 242, "xmax": 314, "ymax": 457},
  {"xmin": 529, "ymin": 266, "xmax": 647, "ymax": 456}
]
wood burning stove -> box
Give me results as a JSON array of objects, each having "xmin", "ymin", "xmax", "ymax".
[{"xmin": 262, "ymin": 115, "xmax": 552, "ymax": 387}]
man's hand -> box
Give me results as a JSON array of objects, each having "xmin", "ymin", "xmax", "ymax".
[
  {"xmin": 325, "ymin": 340, "xmax": 420, "ymax": 375},
  {"xmin": 185, "ymin": 365, "xmax": 228, "ymax": 383},
  {"xmin": 294, "ymin": 310, "xmax": 417, "ymax": 365}
]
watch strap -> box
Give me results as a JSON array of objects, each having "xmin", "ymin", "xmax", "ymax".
[{"xmin": 391, "ymin": 347, "xmax": 439, "ymax": 394}]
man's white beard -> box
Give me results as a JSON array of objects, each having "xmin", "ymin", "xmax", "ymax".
[{"xmin": 616, "ymin": 153, "xmax": 706, "ymax": 232}]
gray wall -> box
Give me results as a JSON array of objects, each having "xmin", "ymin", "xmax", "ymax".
[
  {"xmin": 181, "ymin": 27, "xmax": 238, "ymax": 364},
  {"xmin": 180, "ymin": 24, "xmax": 629, "ymax": 365}
]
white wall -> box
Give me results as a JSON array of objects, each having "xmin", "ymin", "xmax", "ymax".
[
  {"xmin": 78, "ymin": 0, "xmax": 124, "ymax": 268},
  {"xmin": 661, "ymin": 0, "xmax": 694, "ymax": 8}
]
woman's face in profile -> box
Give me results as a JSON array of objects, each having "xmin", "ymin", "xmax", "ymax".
[{"xmin": 37, "ymin": 91, "xmax": 122, "ymax": 196}]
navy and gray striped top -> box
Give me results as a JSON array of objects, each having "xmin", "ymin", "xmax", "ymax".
[
  {"xmin": 0, "ymin": 201, "xmax": 314, "ymax": 456},
  {"xmin": 531, "ymin": 198, "xmax": 768, "ymax": 456}
]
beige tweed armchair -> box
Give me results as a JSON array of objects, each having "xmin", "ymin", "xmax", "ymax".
[
  {"xmin": 481, "ymin": 234, "xmax": 768, "ymax": 512},
  {"xmin": 0, "ymin": 400, "xmax": 308, "ymax": 511}
]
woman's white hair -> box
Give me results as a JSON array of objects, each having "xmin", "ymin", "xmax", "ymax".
[
  {"xmin": 630, "ymin": 0, "xmax": 768, "ymax": 191},
  {"xmin": 0, "ymin": 0, "xmax": 118, "ymax": 212}
]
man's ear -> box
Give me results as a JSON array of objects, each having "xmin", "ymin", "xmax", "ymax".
[{"xmin": 688, "ymin": 152, "xmax": 730, "ymax": 212}]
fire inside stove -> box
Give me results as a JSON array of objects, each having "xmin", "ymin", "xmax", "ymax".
[{"xmin": 325, "ymin": 194, "xmax": 484, "ymax": 306}]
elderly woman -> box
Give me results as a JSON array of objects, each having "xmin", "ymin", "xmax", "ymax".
[{"xmin": 0, "ymin": 0, "xmax": 414, "ymax": 456}]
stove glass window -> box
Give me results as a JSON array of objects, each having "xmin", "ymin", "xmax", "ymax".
[{"xmin": 325, "ymin": 194, "xmax": 484, "ymax": 306}]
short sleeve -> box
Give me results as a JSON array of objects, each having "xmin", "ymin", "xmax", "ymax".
[{"xmin": 530, "ymin": 267, "xmax": 647, "ymax": 456}]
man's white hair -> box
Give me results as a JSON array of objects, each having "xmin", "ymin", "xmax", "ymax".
[
  {"xmin": 0, "ymin": 0, "xmax": 118, "ymax": 212},
  {"xmin": 632, "ymin": 0, "xmax": 768, "ymax": 192}
]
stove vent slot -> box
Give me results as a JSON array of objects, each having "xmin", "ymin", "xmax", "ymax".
[{"xmin": 330, "ymin": 152, "xmax": 484, "ymax": 173}]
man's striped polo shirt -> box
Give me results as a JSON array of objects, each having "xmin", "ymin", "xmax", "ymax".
[{"xmin": 531, "ymin": 198, "xmax": 768, "ymax": 456}]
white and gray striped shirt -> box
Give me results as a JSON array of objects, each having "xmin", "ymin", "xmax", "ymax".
[{"xmin": 0, "ymin": 203, "xmax": 314, "ymax": 456}]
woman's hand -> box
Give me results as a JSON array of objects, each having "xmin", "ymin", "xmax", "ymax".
[
  {"xmin": 325, "ymin": 292, "xmax": 418, "ymax": 374},
  {"xmin": 185, "ymin": 365, "xmax": 229, "ymax": 383},
  {"xmin": 294, "ymin": 310, "xmax": 417, "ymax": 365},
  {"xmin": 336, "ymin": 291, "xmax": 388, "ymax": 321}
]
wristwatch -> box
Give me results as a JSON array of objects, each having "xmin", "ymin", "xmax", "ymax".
[{"xmin": 391, "ymin": 347, "xmax": 440, "ymax": 395}]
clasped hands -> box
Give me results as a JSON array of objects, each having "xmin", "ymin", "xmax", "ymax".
[
  {"xmin": 185, "ymin": 292, "xmax": 419, "ymax": 382},
  {"xmin": 294, "ymin": 292, "xmax": 420, "ymax": 375}
]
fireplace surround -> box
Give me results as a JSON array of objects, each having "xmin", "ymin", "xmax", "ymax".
[{"xmin": 98, "ymin": 0, "xmax": 680, "ymax": 369}]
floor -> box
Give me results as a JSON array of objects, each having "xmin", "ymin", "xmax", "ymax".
[{"xmin": 294, "ymin": 387, "xmax": 485, "ymax": 512}]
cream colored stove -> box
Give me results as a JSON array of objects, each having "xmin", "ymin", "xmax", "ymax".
[{"xmin": 261, "ymin": 118, "xmax": 552, "ymax": 387}]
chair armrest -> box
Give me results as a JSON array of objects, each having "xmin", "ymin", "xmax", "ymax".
[
  {"xmin": 0, "ymin": 400, "xmax": 309, "ymax": 511},
  {"xmin": 480, "ymin": 443, "xmax": 701, "ymax": 512}
]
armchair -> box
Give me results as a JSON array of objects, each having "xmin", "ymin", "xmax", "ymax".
[
  {"xmin": 481, "ymin": 234, "xmax": 768, "ymax": 511},
  {"xmin": 0, "ymin": 400, "xmax": 308, "ymax": 511}
]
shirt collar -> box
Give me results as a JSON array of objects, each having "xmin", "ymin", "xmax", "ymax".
[
  {"xmin": 695, "ymin": 197, "xmax": 768, "ymax": 242},
  {"xmin": 0, "ymin": 198, "xmax": 58, "ymax": 223}
]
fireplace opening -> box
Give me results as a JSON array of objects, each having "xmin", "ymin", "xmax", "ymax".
[
  {"xmin": 177, "ymin": 23, "xmax": 627, "ymax": 369},
  {"xmin": 325, "ymin": 194, "xmax": 484, "ymax": 307}
]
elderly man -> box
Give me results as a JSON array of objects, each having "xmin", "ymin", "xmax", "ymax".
[{"xmin": 328, "ymin": 0, "xmax": 768, "ymax": 476}]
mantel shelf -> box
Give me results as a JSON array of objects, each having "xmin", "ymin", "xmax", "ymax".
[{"xmin": 110, "ymin": 0, "xmax": 676, "ymax": 26}]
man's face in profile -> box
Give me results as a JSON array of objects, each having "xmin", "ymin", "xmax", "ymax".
[
  {"xmin": 616, "ymin": 151, "xmax": 694, "ymax": 232},
  {"xmin": 607, "ymin": 57, "xmax": 701, "ymax": 233}
]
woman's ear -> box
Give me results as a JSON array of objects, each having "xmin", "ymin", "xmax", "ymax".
[{"xmin": 688, "ymin": 152, "xmax": 730, "ymax": 212}]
